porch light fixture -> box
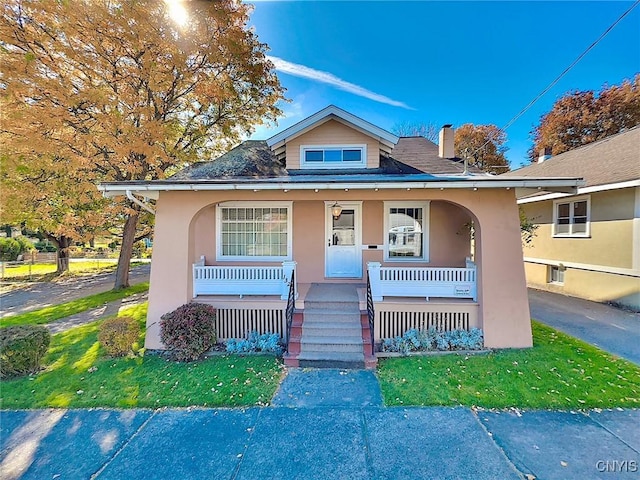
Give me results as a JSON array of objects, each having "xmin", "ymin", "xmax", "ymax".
[{"xmin": 331, "ymin": 202, "xmax": 343, "ymax": 218}]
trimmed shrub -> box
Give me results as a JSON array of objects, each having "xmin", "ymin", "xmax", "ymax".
[
  {"xmin": 160, "ymin": 303, "xmax": 216, "ymax": 361},
  {"xmin": 0, "ymin": 325, "xmax": 51, "ymax": 378},
  {"xmin": 226, "ymin": 331, "xmax": 283, "ymax": 355},
  {"xmin": 98, "ymin": 316, "xmax": 141, "ymax": 357}
]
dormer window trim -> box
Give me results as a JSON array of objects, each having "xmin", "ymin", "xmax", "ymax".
[{"xmin": 300, "ymin": 144, "xmax": 367, "ymax": 169}]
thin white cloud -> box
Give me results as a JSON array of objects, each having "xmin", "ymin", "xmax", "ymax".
[{"xmin": 267, "ymin": 56, "xmax": 413, "ymax": 110}]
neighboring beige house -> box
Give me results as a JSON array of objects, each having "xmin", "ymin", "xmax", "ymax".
[
  {"xmin": 505, "ymin": 126, "xmax": 640, "ymax": 311},
  {"xmin": 100, "ymin": 106, "xmax": 580, "ymax": 367}
]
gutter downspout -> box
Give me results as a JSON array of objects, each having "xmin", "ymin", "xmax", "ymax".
[{"xmin": 126, "ymin": 189, "xmax": 155, "ymax": 215}]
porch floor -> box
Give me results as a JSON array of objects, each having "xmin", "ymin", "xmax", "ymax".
[{"xmin": 195, "ymin": 283, "xmax": 478, "ymax": 311}]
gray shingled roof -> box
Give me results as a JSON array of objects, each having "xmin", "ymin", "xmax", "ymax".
[
  {"xmin": 503, "ymin": 126, "xmax": 640, "ymax": 187},
  {"xmin": 169, "ymin": 137, "xmax": 481, "ymax": 181}
]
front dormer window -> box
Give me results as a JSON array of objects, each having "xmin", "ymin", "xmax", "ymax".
[{"xmin": 300, "ymin": 144, "xmax": 366, "ymax": 169}]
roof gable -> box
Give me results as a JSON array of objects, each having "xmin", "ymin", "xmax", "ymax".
[{"xmin": 266, "ymin": 105, "xmax": 399, "ymax": 151}]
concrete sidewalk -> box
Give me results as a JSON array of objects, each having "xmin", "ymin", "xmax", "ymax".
[
  {"xmin": 1, "ymin": 407, "xmax": 638, "ymax": 480},
  {"xmin": 2, "ymin": 368, "xmax": 639, "ymax": 480}
]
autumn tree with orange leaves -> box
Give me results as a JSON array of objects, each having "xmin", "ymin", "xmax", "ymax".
[
  {"xmin": 0, "ymin": 0, "xmax": 284, "ymax": 286},
  {"xmin": 454, "ymin": 124, "xmax": 510, "ymax": 174},
  {"xmin": 529, "ymin": 74, "xmax": 640, "ymax": 161}
]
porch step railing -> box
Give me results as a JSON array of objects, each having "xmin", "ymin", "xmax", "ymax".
[
  {"xmin": 367, "ymin": 260, "xmax": 477, "ymax": 301},
  {"xmin": 193, "ymin": 257, "xmax": 296, "ymax": 300}
]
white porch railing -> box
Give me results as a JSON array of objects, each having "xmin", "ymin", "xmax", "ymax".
[
  {"xmin": 367, "ymin": 260, "xmax": 477, "ymax": 301},
  {"xmin": 193, "ymin": 257, "xmax": 296, "ymax": 300}
]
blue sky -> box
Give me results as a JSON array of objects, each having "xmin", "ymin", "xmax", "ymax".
[{"xmin": 247, "ymin": 1, "xmax": 639, "ymax": 168}]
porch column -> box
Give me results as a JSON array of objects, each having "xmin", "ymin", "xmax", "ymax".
[
  {"xmin": 367, "ymin": 262, "xmax": 383, "ymax": 301},
  {"xmin": 281, "ymin": 261, "xmax": 297, "ymax": 300}
]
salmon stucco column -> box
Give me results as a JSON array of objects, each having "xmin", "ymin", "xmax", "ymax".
[
  {"xmin": 474, "ymin": 189, "xmax": 533, "ymax": 348},
  {"xmin": 145, "ymin": 191, "xmax": 203, "ymax": 350}
]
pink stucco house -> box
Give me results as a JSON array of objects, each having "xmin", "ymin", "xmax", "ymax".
[{"xmin": 100, "ymin": 106, "xmax": 581, "ymax": 368}]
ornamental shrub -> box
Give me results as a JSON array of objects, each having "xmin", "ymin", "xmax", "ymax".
[
  {"xmin": 98, "ymin": 316, "xmax": 140, "ymax": 357},
  {"xmin": 225, "ymin": 331, "xmax": 283, "ymax": 355},
  {"xmin": 381, "ymin": 328, "xmax": 483, "ymax": 354},
  {"xmin": 160, "ymin": 303, "xmax": 216, "ymax": 361},
  {"xmin": 0, "ymin": 325, "xmax": 51, "ymax": 378}
]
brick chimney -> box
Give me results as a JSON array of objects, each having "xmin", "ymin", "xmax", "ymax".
[
  {"xmin": 538, "ymin": 147, "xmax": 552, "ymax": 163},
  {"xmin": 439, "ymin": 124, "xmax": 454, "ymax": 158}
]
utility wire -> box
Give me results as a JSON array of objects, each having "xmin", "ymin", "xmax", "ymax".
[{"xmin": 468, "ymin": 0, "xmax": 640, "ymax": 162}]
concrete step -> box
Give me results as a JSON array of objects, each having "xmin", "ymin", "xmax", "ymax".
[
  {"xmin": 303, "ymin": 311, "xmax": 361, "ymax": 323},
  {"xmin": 297, "ymin": 351, "xmax": 365, "ymax": 369},
  {"xmin": 297, "ymin": 351, "xmax": 364, "ymax": 362},
  {"xmin": 304, "ymin": 301, "xmax": 360, "ymax": 313},
  {"xmin": 302, "ymin": 323, "xmax": 363, "ymax": 337},
  {"xmin": 301, "ymin": 341, "xmax": 363, "ymax": 354}
]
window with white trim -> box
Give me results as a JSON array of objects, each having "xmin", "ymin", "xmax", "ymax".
[
  {"xmin": 548, "ymin": 265, "xmax": 565, "ymax": 284},
  {"xmin": 300, "ymin": 144, "xmax": 366, "ymax": 169},
  {"xmin": 216, "ymin": 202, "xmax": 292, "ymax": 261},
  {"xmin": 553, "ymin": 196, "xmax": 590, "ymax": 237},
  {"xmin": 384, "ymin": 202, "xmax": 430, "ymax": 261}
]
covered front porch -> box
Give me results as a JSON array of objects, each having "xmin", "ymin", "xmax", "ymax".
[{"xmin": 192, "ymin": 260, "xmax": 479, "ymax": 344}]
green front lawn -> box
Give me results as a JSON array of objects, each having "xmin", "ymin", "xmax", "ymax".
[
  {"xmin": 378, "ymin": 321, "xmax": 640, "ymax": 409},
  {"xmin": 0, "ymin": 283, "xmax": 149, "ymax": 328},
  {"xmin": 0, "ymin": 303, "xmax": 284, "ymax": 409}
]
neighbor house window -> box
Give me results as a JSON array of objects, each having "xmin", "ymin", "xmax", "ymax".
[
  {"xmin": 384, "ymin": 202, "xmax": 430, "ymax": 261},
  {"xmin": 553, "ymin": 196, "xmax": 590, "ymax": 237},
  {"xmin": 548, "ymin": 265, "xmax": 565, "ymax": 284},
  {"xmin": 216, "ymin": 202, "xmax": 292, "ymax": 261},
  {"xmin": 300, "ymin": 145, "xmax": 366, "ymax": 169}
]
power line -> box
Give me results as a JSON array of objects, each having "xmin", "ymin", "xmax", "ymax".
[{"xmin": 468, "ymin": 0, "xmax": 640, "ymax": 162}]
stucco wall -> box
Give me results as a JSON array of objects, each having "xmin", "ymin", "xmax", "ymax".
[
  {"xmin": 284, "ymin": 119, "xmax": 380, "ymax": 169},
  {"xmin": 146, "ymin": 188, "xmax": 532, "ymax": 349},
  {"xmin": 525, "ymin": 262, "xmax": 640, "ymax": 310},
  {"xmin": 521, "ymin": 189, "xmax": 635, "ymax": 268}
]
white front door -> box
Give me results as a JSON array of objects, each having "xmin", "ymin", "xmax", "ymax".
[{"xmin": 325, "ymin": 202, "xmax": 362, "ymax": 278}]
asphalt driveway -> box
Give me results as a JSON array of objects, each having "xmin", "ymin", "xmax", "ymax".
[{"xmin": 528, "ymin": 288, "xmax": 640, "ymax": 365}]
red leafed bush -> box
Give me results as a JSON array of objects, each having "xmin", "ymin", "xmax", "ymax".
[{"xmin": 160, "ymin": 303, "xmax": 216, "ymax": 362}]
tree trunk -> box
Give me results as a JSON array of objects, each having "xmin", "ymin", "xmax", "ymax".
[
  {"xmin": 56, "ymin": 236, "xmax": 72, "ymax": 273},
  {"xmin": 114, "ymin": 211, "xmax": 140, "ymax": 290}
]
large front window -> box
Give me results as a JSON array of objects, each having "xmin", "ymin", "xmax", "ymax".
[
  {"xmin": 300, "ymin": 144, "xmax": 366, "ymax": 169},
  {"xmin": 217, "ymin": 202, "xmax": 292, "ymax": 261},
  {"xmin": 384, "ymin": 202, "xmax": 430, "ymax": 261},
  {"xmin": 553, "ymin": 196, "xmax": 590, "ymax": 237}
]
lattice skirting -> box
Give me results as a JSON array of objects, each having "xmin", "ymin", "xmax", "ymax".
[
  {"xmin": 375, "ymin": 305, "xmax": 479, "ymax": 340},
  {"xmin": 215, "ymin": 308, "xmax": 286, "ymax": 340}
]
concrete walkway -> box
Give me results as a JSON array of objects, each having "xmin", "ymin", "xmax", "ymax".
[
  {"xmin": 528, "ymin": 288, "xmax": 640, "ymax": 365},
  {"xmin": 1, "ymin": 369, "xmax": 639, "ymax": 480}
]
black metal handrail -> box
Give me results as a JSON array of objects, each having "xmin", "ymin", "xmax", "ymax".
[
  {"xmin": 366, "ymin": 273, "xmax": 375, "ymax": 356},
  {"xmin": 284, "ymin": 270, "xmax": 295, "ymax": 353}
]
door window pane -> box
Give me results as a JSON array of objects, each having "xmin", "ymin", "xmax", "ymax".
[{"xmin": 332, "ymin": 210, "xmax": 355, "ymax": 246}]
